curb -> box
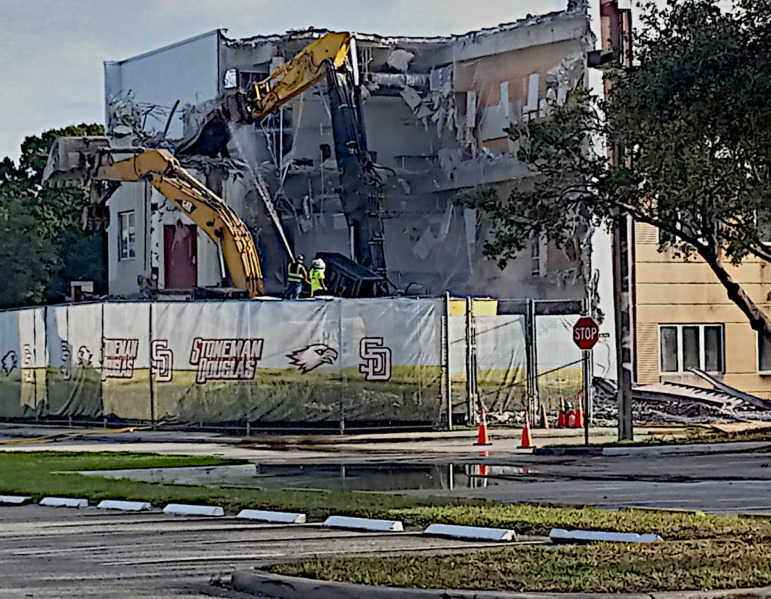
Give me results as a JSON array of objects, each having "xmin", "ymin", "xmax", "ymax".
[
  {"xmin": 0, "ymin": 495, "xmax": 32, "ymax": 505},
  {"xmin": 323, "ymin": 516, "xmax": 403, "ymax": 532},
  {"xmin": 550, "ymin": 529, "xmax": 663, "ymax": 544},
  {"xmin": 232, "ymin": 571, "xmax": 771, "ymax": 599},
  {"xmin": 162, "ymin": 503, "xmax": 224, "ymax": 517},
  {"xmin": 39, "ymin": 497, "xmax": 88, "ymax": 508},
  {"xmin": 237, "ymin": 509, "xmax": 306, "ymax": 523},
  {"xmin": 424, "ymin": 523, "xmax": 516, "ymax": 542},
  {"xmin": 97, "ymin": 500, "xmax": 152, "ymax": 512},
  {"xmin": 231, "ymin": 570, "xmax": 647, "ymax": 598},
  {"xmin": 533, "ymin": 447, "xmax": 603, "ymax": 456},
  {"xmin": 534, "ymin": 442, "xmax": 771, "ymax": 458}
]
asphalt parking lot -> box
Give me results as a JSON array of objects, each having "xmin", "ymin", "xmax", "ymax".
[{"xmin": 0, "ymin": 504, "xmax": 502, "ymax": 598}]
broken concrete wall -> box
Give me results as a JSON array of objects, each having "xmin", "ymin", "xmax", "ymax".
[{"xmin": 103, "ymin": 3, "xmax": 593, "ymax": 301}]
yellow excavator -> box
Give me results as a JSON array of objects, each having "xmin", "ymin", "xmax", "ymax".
[{"xmin": 43, "ymin": 32, "xmax": 356, "ymax": 298}]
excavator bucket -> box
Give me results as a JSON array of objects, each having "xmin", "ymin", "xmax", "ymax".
[{"xmin": 42, "ymin": 136, "xmax": 112, "ymax": 185}]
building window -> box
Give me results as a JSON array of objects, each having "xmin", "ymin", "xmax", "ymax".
[
  {"xmin": 530, "ymin": 236, "xmax": 544, "ymax": 277},
  {"xmin": 119, "ymin": 211, "xmax": 136, "ymax": 261},
  {"xmin": 758, "ymin": 333, "xmax": 771, "ymax": 373},
  {"xmin": 659, "ymin": 324, "xmax": 724, "ymax": 374}
]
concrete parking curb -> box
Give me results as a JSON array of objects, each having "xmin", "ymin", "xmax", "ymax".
[
  {"xmin": 534, "ymin": 442, "xmax": 771, "ymax": 458},
  {"xmin": 424, "ymin": 523, "xmax": 516, "ymax": 542},
  {"xmin": 549, "ymin": 529, "xmax": 663, "ymax": 544},
  {"xmin": 231, "ymin": 571, "xmax": 644, "ymax": 598},
  {"xmin": 323, "ymin": 516, "xmax": 403, "ymax": 532},
  {"xmin": 237, "ymin": 509, "xmax": 306, "ymax": 523},
  {"xmin": 231, "ymin": 571, "xmax": 771, "ymax": 599},
  {"xmin": 162, "ymin": 503, "xmax": 224, "ymax": 517},
  {"xmin": 39, "ymin": 497, "xmax": 88, "ymax": 508},
  {"xmin": 0, "ymin": 495, "xmax": 32, "ymax": 505},
  {"xmin": 97, "ymin": 500, "xmax": 152, "ymax": 512}
]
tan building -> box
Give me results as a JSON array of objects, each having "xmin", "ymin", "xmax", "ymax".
[{"xmin": 635, "ymin": 222, "xmax": 771, "ymax": 399}]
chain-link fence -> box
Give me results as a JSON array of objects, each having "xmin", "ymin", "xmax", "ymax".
[{"xmin": 448, "ymin": 298, "xmax": 586, "ymax": 426}]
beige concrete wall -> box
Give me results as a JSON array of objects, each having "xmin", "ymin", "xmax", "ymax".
[{"xmin": 635, "ymin": 222, "xmax": 771, "ymax": 398}]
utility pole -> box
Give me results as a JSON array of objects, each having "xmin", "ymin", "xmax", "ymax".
[{"xmin": 594, "ymin": 0, "xmax": 635, "ymax": 441}]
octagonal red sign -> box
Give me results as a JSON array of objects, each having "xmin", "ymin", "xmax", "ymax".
[{"xmin": 573, "ymin": 316, "xmax": 599, "ymax": 350}]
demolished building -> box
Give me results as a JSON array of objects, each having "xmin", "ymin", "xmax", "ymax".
[{"xmin": 102, "ymin": 3, "xmax": 600, "ymax": 302}]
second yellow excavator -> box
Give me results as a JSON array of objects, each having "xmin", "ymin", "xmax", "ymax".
[{"xmin": 43, "ymin": 137, "xmax": 264, "ymax": 296}]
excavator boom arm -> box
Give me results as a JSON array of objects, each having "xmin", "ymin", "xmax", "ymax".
[
  {"xmin": 44, "ymin": 138, "xmax": 264, "ymax": 297},
  {"xmin": 245, "ymin": 32, "xmax": 353, "ymax": 121}
]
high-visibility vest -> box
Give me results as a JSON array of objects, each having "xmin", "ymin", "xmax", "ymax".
[
  {"xmin": 287, "ymin": 262, "xmax": 306, "ymax": 283},
  {"xmin": 309, "ymin": 268, "xmax": 325, "ymax": 293}
]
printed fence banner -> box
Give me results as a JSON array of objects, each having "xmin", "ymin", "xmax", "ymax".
[
  {"xmin": 151, "ymin": 298, "xmax": 442, "ymax": 425},
  {"xmin": 45, "ymin": 304, "xmax": 103, "ymax": 419},
  {"xmin": 0, "ymin": 307, "xmax": 45, "ymax": 418},
  {"xmin": 536, "ymin": 315, "xmax": 583, "ymax": 409},
  {"xmin": 449, "ymin": 315, "xmax": 527, "ymax": 415},
  {"xmin": 102, "ymin": 303, "xmax": 152, "ymax": 420},
  {"xmin": 449, "ymin": 312, "xmax": 582, "ymax": 417},
  {"xmin": 476, "ymin": 316, "xmax": 528, "ymax": 412},
  {"xmin": 0, "ymin": 298, "xmax": 443, "ymax": 426}
]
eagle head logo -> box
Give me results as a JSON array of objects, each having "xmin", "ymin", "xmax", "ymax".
[
  {"xmin": 77, "ymin": 346, "xmax": 93, "ymax": 367},
  {"xmin": 1, "ymin": 351, "xmax": 17, "ymax": 376},
  {"xmin": 287, "ymin": 344, "xmax": 338, "ymax": 374}
]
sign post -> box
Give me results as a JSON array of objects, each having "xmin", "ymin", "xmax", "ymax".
[{"xmin": 573, "ymin": 317, "xmax": 599, "ymax": 446}]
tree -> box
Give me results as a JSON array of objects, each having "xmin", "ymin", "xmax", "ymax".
[
  {"xmin": 470, "ymin": 0, "xmax": 771, "ymax": 338},
  {"xmin": 0, "ymin": 158, "xmax": 51, "ymax": 306},
  {"xmin": 0, "ymin": 124, "xmax": 106, "ymax": 307}
]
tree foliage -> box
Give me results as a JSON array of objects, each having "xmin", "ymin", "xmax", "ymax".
[
  {"xmin": 0, "ymin": 124, "xmax": 106, "ymax": 308},
  {"xmin": 471, "ymin": 0, "xmax": 771, "ymax": 337}
]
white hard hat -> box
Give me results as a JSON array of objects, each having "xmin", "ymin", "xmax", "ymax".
[{"xmin": 311, "ymin": 258, "xmax": 326, "ymax": 269}]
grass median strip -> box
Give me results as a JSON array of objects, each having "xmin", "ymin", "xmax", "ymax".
[{"xmin": 269, "ymin": 541, "xmax": 771, "ymax": 593}]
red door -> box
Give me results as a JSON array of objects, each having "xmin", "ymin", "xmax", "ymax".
[{"xmin": 164, "ymin": 224, "xmax": 197, "ymax": 290}]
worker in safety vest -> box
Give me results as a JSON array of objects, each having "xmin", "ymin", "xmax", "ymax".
[
  {"xmin": 309, "ymin": 258, "xmax": 328, "ymax": 298},
  {"xmin": 284, "ymin": 254, "xmax": 308, "ymax": 299}
]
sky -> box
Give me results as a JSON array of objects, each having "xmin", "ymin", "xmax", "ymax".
[{"xmin": 0, "ymin": 0, "xmax": 584, "ymax": 162}]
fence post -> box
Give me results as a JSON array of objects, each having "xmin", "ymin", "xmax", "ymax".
[
  {"xmin": 443, "ymin": 292, "xmax": 452, "ymax": 430},
  {"xmin": 148, "ymin": 302, "xmax": 156, "ymax": 430},
  {"xmin": 465, "ymin": 297, "xmax": 479, "ymax": 424},
  {"xmin": 525, "ymin": 298, "xmax": 539, "ymax": 419}
]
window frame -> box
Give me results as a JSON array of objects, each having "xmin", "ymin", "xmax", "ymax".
[
  {"xmin": 757, "ymin": 209, "xmax": 771, "ymax": 245},
  {"xmin": 757, "ymin": 332, "xmax": 771, "ymax": 375},
  {"xmin": 118, "ymin": 210, "xmax": 136, "ymax": 261},
  {"xmin": 658, "ymin": 323, "xmax": 724, "ymax": 375}
]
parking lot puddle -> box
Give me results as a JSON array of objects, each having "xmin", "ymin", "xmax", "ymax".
[{"xmin": 79, "ymin": 463, "xmax": 536, "ymax": 492}]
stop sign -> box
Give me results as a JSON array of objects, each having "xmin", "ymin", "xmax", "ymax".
[{"xmin": 573, "ymin": 316, "xmax": 599, "ymax": 350}]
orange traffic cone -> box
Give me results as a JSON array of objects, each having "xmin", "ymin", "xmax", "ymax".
[
  {"xmin": 474, "ymin": 409, "xmax": 492, "ymax": 446},
  {"xmin": 575, "ymin": 408, "xmax": 584, "ymax": 428},
  {"xmin": 518, "ymin": 411, "xmax": 534, "ymax": 449},
  {"xmin": 557, "ymin": 397, "xmax": 566, "ymax": 428}
]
